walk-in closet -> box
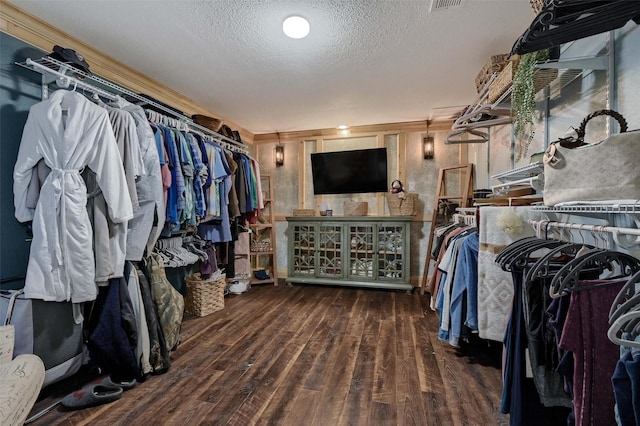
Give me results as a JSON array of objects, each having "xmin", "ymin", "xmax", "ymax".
[{"xmin": 2, "ymin": 1, "xmax": 640, "ymax": 425}]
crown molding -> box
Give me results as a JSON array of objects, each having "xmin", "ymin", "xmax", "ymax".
[
  {"xmin": 253, "ymin": 119, "xmax": 455, "ymax": 143},
  {"xmin": 2, "ymin": 0, "xmax": 456, "ymax": 146},
  {"xmin": 0, "ymin": 0, "xmax": 255, "ymax": 143}
]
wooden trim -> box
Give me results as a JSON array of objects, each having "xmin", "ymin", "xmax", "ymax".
[
  {"xmin": 376, "ymin": 134, "xmax": 385, "ymax": 215},
  {"xmin": 253, "ymin": 120, "xmax": 455, "ymax": 143},
  {"xmin": 271, "ymin": 273, "xmax": 422, "ymax": 288},
  {"xmin": 1, "ymin": 2, "xmax": 456, "ymax": 146},
  {"xmin": 397, "ymin": 133, "xmax": 407, "ymax": 186},
  {"xmin": 0, "ymin": 0, "xmax": 255, "ymax": 143},
  {"xmin": 298, "ymin": 140, "xmax": 308, "ymax": 208},
  {"xmin": 275, "ymin": 215, "xmax": 430, "ymax": 223}
]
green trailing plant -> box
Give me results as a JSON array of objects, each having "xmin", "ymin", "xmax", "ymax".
[{"xmin": 512, "ymin": 48, "xmax": 550, "ymax": 159}]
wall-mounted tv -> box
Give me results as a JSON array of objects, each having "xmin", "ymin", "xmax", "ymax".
[{"xmin": 310, "ymin": 147, "xmax": 388, "ymax": 195}]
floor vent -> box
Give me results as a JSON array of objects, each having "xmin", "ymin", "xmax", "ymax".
[{"xmin": 431, "ymin": 0, "xmax": 464, "ymax": 11}]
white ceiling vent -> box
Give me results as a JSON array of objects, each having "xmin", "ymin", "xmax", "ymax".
[{"xmin": 430, "ymin": 0, "xmax": 464, "ymax": 12}]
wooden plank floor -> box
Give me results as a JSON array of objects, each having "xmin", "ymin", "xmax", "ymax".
[{"xmin": 28, "ymin": 284, "xmax": 508, "ymax": 425}]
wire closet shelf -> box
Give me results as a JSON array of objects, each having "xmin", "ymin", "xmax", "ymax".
[
  {"xmin": 16, "ymin": 56, "xmax": 248, "ymax": 154},
  {"xmin": 533, "ymin": 204, "xmax": 640, "ymax": 214}
]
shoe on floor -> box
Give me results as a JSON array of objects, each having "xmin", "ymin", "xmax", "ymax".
[
  {"xmin": 61, "ymin": 384, "xmax": 123, "ymax": 410},
  {"xmin": 106, "ymin": 376, "xmax": 136, "ymax": 390},
  {"xmin": 87, "ymin": 375, "xmax": 137, "ymax": 391},
  {"xmin": 253, "ymin": 270, "xmax": 271, "ymax": 280}
]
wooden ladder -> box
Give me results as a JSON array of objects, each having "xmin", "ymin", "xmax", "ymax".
[{"xmin": 419, "ymin": 164, "xmax": 474, "ymax": 295}]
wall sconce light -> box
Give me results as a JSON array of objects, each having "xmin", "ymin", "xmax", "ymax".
[
  {"xmin": 423, "ymin": 136, "xmax": 434, "ymax": 160},
  {"xmin": 274, "ymin": 145, "xmax": 284, "ymax": 166}
]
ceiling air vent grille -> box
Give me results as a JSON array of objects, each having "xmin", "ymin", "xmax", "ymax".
[{"xmin": 430, "ymin": 0, "xmax": 464, "ymax": 11}]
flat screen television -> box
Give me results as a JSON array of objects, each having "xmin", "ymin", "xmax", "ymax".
[{"xmin": 310, "ymin": 148, "xmax": 388, "ymax": 195}]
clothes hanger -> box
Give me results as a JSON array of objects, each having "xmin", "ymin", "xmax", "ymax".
[
  {"xmin": 496, "ymin": 221, "xmax": 563, "ymax": 270},
  {"xmin": 495, "ymin": 236, "xmax": 542, "ymax": 265},
  {"xmin": 609, "ymin": 269, "xmax": 640, "ymax": 324},
  {"xmin": 550, "ymin": 249, "xmax": 640, "ymax": 298},
  {"xmin": 608, "ymin": 310, "xmax": 640, "ymax": 349},
  {"xmin": 501, "ymin": 238, "xmax": 567, "ymax": 272},
  {"xmin": 444, "ymin": 128, "xmax": 489, "ymax": 145},
  {"xmin": 525, "ymin": 224, "xmax": 602, "ymax": 284},
  {"xmin": 511, "ymin": 1, "xmax": 640, "ymax": 55},
  {"xmin": 525, "ymin": 241, "xmax": 597, "ymax": 283},
  {"xmin": 495, "ymin": 219, "xmax": 565, "ymax": 266},
  {"xmin": 495, "ymin": 220, "xmax": 551, "ymax": 265},
  {"xmin": 495, "ymin": 237, "xmax": 542, "ymax": 267},
  {"xmin": 545, "ymin": 227, "xmax": 600, "ymax": 299},
  {"xmin": 614, "ymin": 296, "xmax": 640, "ymax": 334}
]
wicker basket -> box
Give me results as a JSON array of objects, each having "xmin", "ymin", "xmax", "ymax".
[
  {"xmin": 192, "ymin": 114, "xmax": 222, "ymax": 132},
  {"xmin": 343, "ymin": 201, "xmax": 368, "ymax": 216},
  {"xmin": 488, "ymin": 57, "xmax": 519, "ymax": 103},
  {"xmin": 251, "ymin": 240, "xmax": 272, "ymax": 252},
  {"xmin": 475, "ymin": 53, "xmax": 509, "ymax": 93},
  {"xmin": 293, "ymin": 209, "xmax": 315, "ymax": 217},
  {"xmin": 386, "ymin": 193, "xmax": 417, "ymax": 216},
  {"xmin": 529, "ymin": 0, "xmax": 546, "ymax": 14},
  {"xmin": 488, "ymin": 58, "xmax": 558, "ymax": 104},
  {"xmin": 184, "ymin": 273, "xmax": 226, "ymax": 317}
]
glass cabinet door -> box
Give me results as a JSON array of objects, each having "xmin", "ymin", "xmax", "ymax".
[
  {"xmin": 347, "ymin": 224, "xmax": 375, "ymax": 279},
  {"xmin": 317, "ymin": 224, "xmax": 343, "ymax": 278},
  {"xmin": 291, "ymin": 224, "xmax": 316, "ymax": 276},
  {"xmin": 377, "ymin": 224, "xmax": 405, "ymax": 281}
]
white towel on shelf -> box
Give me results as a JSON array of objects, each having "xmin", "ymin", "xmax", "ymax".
[{"xmin": 477, "ymin": 206, "xmax": 542, "ymax": 342}]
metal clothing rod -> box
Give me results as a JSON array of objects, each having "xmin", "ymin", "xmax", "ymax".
[
  {"xmin": 529, "ymin": 219, "xmax": 640, "ymax": 247},
  {"xmin": 25, "ymin": 58, "xmax": 117, "ymax": 101},
  {"xmin": 146, "ymin": 108, "xmax": 247, "ymax": 153},
  {"xmin": 491, "ymin": 175, "xmax": 544, "ymax": 195},
  {"xmin": 146, "ymin": 108, "xmax": 247, "ymax": 154},
  {"xmin": 455, "ymin": 207, "xmax": 477, "ymax": 214},
  {"xmin": 529, "ymin": 220, "xmax": 640, "ymax": 236},
  {"xmin": 19, "ymin": 56, "xmax": 249, "ymax": 153}
]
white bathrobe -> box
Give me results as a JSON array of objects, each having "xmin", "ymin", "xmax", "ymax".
[{"xmin": 13, "ymin": 90, "xmax": 133, "ymax": 303}]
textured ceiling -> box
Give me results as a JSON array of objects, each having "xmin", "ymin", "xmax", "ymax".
[{"xmin": 8, "ymin": 0, "xmax": 534, "ymax": 134}]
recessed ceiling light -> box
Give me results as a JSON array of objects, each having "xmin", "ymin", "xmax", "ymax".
[
  {"xmin": 283, "ymin": 16, "xmax": 310, "ymax": 39},
  {"xmin": 337, "ymin": 125, "xmax": 349, "ymax": 130}
]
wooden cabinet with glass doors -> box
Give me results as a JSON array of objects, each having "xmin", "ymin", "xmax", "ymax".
[{"xmin": 286, "ymin": 216, "xmax": 412, "ymax": 291}]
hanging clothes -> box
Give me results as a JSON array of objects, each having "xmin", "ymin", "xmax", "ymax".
[
  {"xmin": 224, "ymin": 151, "xmax": 241, "ymax": 219},
  {"xmin": 559, "ymin": 280, "xmax": 624, "ymax": 426},
  {"xmin": 496, "ymin": 235, "xmax": 640, "ymax": 426},
  {"xmin": 174, "ymin": 130, "xmax": 194, "ymax": 226},
  {"xmin": 477, "ymin": 206, "xmax": 541, "ymax": 341},
  {"xmin": 198, "ymin": 143, "xmax": 232, "ymax": 243},
  {"xmin": 611, "ymin": 338, "xmax": 640, "ymax": 426},
  {"xmin": 435, "ymin": 227, "xmax": 476, "ymax": 345},
  {"xmin": 151, "ymin": 124, "xmax": 172, "ymax": 211},
  {"xmin": 124, "ymin": 261, "xmax": 152, "ymax": 376},
  {"xmin": 186, "ymin": 133, "xmax": 207, "ymax": 219},
  {"xmin": 13, "ymin": 90, "xmax": 133, "ymax": 303},
  {"xmin": 159, "ymin": 125, "xmax": 184, "ymax": 230},
  {"xmin": 85, "ymin": 101, "xmax": 142, "ymax": 283},
  {"xmin": 87, "ymin": 277, "xmax": 141, "ymax": 381},
  {"xmin": 500, "ymin": 265, "xmax": 571, "ymax": 426},
  {"xmin": 234, "ymin": 152, "xmax": 248, "ymax": 214},
  {"xmin": 120, "ymin": 100, "xmax": 165, "ymax": 260}
]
